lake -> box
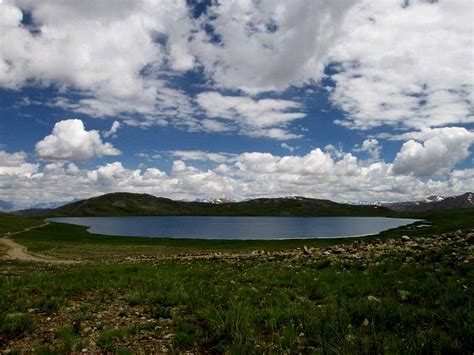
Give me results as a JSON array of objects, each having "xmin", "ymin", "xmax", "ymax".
[{"xmin": 48, "ymin": 216, "xmax": 420, "ymax": 240}]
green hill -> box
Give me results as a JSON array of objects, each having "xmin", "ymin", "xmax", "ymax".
[
  {"xmin": 25, "ymin": 192, "xmax": 392, "ymax": 217},
  {"xmin": 0, "ymin": 212, "xmax": 43, "ymax": 235}
]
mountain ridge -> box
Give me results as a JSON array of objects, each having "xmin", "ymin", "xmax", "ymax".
[
  {"xmin": 15, "ymin": 191, "xmax": 473, "ymax": 217},
  {"xmin": 17, "ymin": 192, "xmax": 390, "ymax": 217},
  {"xmin": 382, "ymin": 192, "xmax": 473, "ymax": 213}
]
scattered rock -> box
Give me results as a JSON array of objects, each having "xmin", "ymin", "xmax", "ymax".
[
  {"xmin": 398, "ymin": 290, "xmax": 410, "ymax": 301},
  {"xmin": 367, "ymin": 295, "xmax": 381, "ymax": 303}
]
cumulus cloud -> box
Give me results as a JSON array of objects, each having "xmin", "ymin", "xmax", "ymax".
[
  {"xmin": 1, "ymin": 147, "xmax": 473, "ymax": 209},
  {"xmin": 354, "ymin": 139, "xmax": 381, "ymax": 162},
  {"xmin": 393, "ymin": 127, "xmax": 474, "ymax": 176},
  {"xmin": 35, "ymin": 119, "xmax": 121, "ymax": 161},
  {"xmin": 0, "ymin": 150, "xmax": 38, "ymax": 175}
]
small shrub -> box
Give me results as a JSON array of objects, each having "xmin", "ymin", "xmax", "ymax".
[
  {"xmin": 1, "ymin": 313, "xmax": 36, "ymax": 336},
  {"xmin": 125, "ymin": 293, "xmax": 142, "ymax": 306},
  {"xmin": 153, "ymin": 304, "xmax": 171, "ymax": 319},
  {"xmin": 39, "ymin": 296, "xmax": 60, "ymax": 315},
  {"xmin": 314, "ymin": 258, "xmax": 331, "ymax": 270}
]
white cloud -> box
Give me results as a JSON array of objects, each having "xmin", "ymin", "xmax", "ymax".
[
  {"xmin": 196, "ymin": 92, "xmax": 305, "ymax": 139},
  {"xmin": 192, "ymin": 0, "xmax": 356, "ymax": 93},
  {"xmin": 0, "ymin": 150, "xmax": 38, "ymax": 175},
  {"xmin": 354, "ymin": 138, "xmax": 381, "ymax": 162},
  {"xmin": 1, "ymin": 150, "xmax": 473, "ymax": 210},
  {"xmin": 1, "ymin": 143, "xmax": 473, "ymax": 209},
  {"xmin": 168, "ymin": 150, "xmax": 236, "ymax": 164},
  {"xmin": 103, "ymin": 120, "xmax": 121, "ymax": 138},
  {"xmin": 2, "ymin": 0, "xmax": 472, "ymax": 137},
  {"xmin": 0, "ymin": 2, "xmax": 22, "ymax": 27},
  {"xmin": 35, "ymin": 119, "xmax": 121, "ymax": 161},
  {"xmin": 281, "ymin": 143, "xmax": 297, "ymax": 152},
  {"xmin": 330, "ymin": 0, "xmax": 474, "ymax": 130},
  {"xmin": 393, "ymin": 127, "xmax": 474, "ymax": 176},
  {"xmin": 0, "ymin": 0, "xmax": 195, "ymax": 121}
]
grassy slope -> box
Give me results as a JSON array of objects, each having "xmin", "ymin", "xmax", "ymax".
[{"xmin": 0, "ymin": 212, "xmax": 42, "ymax": 235}]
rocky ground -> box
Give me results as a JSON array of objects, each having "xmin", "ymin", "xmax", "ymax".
[
  {"xmin": 5, "ymin": 294, "xmax": 176, "ymax": 353},
  {"xmin": 119, "ymin": 229, "xmax": 474, "ymax": 266}
]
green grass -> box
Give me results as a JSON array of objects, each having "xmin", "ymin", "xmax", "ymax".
[
  {"xmin": 0, "ymin": 242, "xmax": 472, "ymax": 353},
  {"xmin": 1, "ymin": 313, "xmax": 36, "ymax": 337},
  {"xmin": 0, "ymin": 212, "xmax": 42, "ymax": 235},
  {"xmin": 0, "ymin": 208, "xmax": 472, "ymax": 352}
]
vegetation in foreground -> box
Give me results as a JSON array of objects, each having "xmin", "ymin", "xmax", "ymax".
[
  {"xmin": 0, "ymin": 209, "xmax": 472, "ymax": 353},
  {"xmin": 1, "ymin": 231, "xmax": 473, "ymax": 353}
]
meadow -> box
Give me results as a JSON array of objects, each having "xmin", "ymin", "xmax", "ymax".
[{"xmin": 0, "ymin": 209, "xmax": 473, "ymax": 353}]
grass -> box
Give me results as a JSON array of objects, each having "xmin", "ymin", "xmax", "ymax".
[
  {"xmin": 0, "ymin": 208, "xmax": 472, "ymax": 352},
  {"xmin": 0, "ymin": 242, "xmax": 472, "ymax": 353},
  {"xmin": 0, "ymin": 212, "xmax": 42, "ymax": 235},
  {"xmin": 1, "ymin": 313, "xmax": 36, "ymax": 337}
]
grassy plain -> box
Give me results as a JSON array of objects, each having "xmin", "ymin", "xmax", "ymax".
[{"xmin": 0, "ymin": 209, "xmax": 473, "ymax": 353}]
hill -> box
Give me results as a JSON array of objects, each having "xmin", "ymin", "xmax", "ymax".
[
  {"xmin": 384, "ymin": 192, "xmax": 474, "ymax": 213},
  {"xmin": 0, "ymin": 212, "xmax": 43, "ymax": 235},
  {"xmin": 20, "ymin": 192, "xmax": 391, "ymax": 217}
]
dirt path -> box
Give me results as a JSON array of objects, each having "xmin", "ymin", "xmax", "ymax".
[{"xmin": 0, "ymin": 222, "xmax": 79, "ymax": 264}]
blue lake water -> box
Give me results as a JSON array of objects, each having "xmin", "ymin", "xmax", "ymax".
[{"xmin": 49, "ymin": 216, "xmax": 420, "ymax": 240}]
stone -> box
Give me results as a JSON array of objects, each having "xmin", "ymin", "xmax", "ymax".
[
  {"xmin": 401, "ymin": 235, "xmax": 410, "ymax": 242},
  {"xmin": 367, "ymin": 295, "xmax": 381, "ymax": 303}
]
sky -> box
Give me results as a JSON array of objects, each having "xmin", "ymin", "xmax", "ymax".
[{"xmin": 0, "ymin": 0, "xmax": 473, "ymax": 210}]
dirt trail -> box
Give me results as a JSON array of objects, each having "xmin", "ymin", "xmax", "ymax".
[{"xmin": 0, "ymin": 222, "xmax": 79, "ymax": 264}]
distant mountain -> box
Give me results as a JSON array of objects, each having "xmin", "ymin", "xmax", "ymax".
[
  {"xmin": 0, "ymin": 200, "xmax": 14, "ymax": 212},
  {"xmin": 384, "ymin": 192, "xmax": 474, "ymax": 213},
  {"xmin": 20, "ymin": 192, "xmax": 390, "ymax": 217},
  {"xmin": 193, "ymin": 197, "xmax": 235, "ymax": 204},
  {"xmin": 14, "ymin": 199, "xmax": 79, "ymax": 216}
]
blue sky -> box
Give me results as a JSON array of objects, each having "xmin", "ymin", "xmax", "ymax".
[{"xmin": 0, "ymin": 0, "xmax": 473, "ymax": 209}]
